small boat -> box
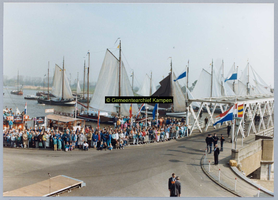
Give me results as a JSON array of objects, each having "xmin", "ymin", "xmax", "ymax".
[
  {"xmin": 24, "ymin": 95, "xmax": 39, "ymax": 100},
  {"xmin": 11, "ymin": 90, "xmax": 23, "ymax": 95},
  {"xmin": 38, "ymin": 97, "xmax": 76, "ymax": 106},
  {"xmin": 11, "ymin": 71, "xmax": 23, "ymax": 95},
  {"xmin": 36, "ymin": 91, "xmax": 55, "ymax": 97}
]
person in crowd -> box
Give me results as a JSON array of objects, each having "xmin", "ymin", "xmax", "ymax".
[
  {"xmin": 58, "ymin": 137, "xmax": 62, "ymax": 151},
  {"xmin": 227, "ymin": 123, "xmax": 231, "ymax": 138},
  {"xmin": 87, "ymin": 130, "xmax": 92, "ymax": 148},
  {"xmin": 220, "ymin": 134, "xmax": 225, "ymax": 151},
  {"xmin": 212, "ymin": 133, "xmax": 219, "ymax": 148},
  {"xmin": 65, "ymin": 141, "xmax": 69, "ymax": 152},
  {"xmin": 53, "ymin": 136, "xmax": 57, "ymax": 151},
  {"xmin": 214, "ymin": 144, "xmax": 220, "ymax": 165},
  {"xmin": 22, "ymin": 130, "xmax": 28, "ymax": 148}
]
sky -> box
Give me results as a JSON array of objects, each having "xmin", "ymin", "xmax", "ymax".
[{"xmin": 3, "ymin": 3, "xmax": 274, "ymax": 89}]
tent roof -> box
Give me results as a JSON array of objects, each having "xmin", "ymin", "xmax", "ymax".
[{"xmin": 46, "ymin": 114, "xmax": 85, "ymax": 123}]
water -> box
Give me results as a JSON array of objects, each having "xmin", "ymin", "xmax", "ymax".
[{"xmin": 3, "ymin": 88, "xmax": 101, "ymax": 128}]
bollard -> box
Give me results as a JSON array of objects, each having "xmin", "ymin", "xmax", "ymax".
[
  {"xmin": 204, "ymin": 153, "xmax": 207, "ymax": 164},
  {"xmin": 257, "ymin": 188, "xmax": 260, "ymax": 197},
  {"xmin": 235, "ymin": 178, "xmax": 237, "ymax": 191},
  {"xmin": 218, "ymin": 169, "xmax": 221, "ymax": 182},
  {"xmin": 209, "ymin": 161, "xmax": 211, "ymax": 172}
]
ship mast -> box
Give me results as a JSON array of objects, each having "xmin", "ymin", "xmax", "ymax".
[
  {"xmin": 170, "ymin": 58, "xmax": 173, "ymax": 112},
  {"xmin": 118, "ymin": 40, "xmax": 121, "ymax": 115},
  {"xmin": 62, "ymin": 57, "xmax": 65, "ymax": 100},
  {"xmin": 150, "ymin": 71, "xmax": 152, "ymax": 96},
  {"xmin": 48, "ymin": 61, "xmax": 50, "ymax": 100},
  {"xmin": 83, "ymin": 60, "xmax": 86, "ymax": 99},
  {"xmin": 87, "ymin": 51, "xmax": 90, "ymax": 111}
]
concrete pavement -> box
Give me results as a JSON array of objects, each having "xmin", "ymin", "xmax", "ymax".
[{"xmin": 200, "ymin": 127, "xmax": 274, "ymax": 197}]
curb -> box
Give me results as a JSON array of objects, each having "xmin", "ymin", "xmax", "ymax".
[
  {"xmin": 200, "ymin": 154, "xmax": 241, "ymax": 197},
  {"xmin": 230, "ymin": 166, "xmax": 274, "ymax": 197}
]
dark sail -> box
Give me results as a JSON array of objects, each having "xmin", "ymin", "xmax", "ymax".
[{"xmin": 150, "ymin": 73, "xmax": 172, "ymax": 109}]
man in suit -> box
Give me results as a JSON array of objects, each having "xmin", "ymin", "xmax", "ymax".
[
  {"xmin": 212, "ymin": 133, "xmax": 219, "ymax": 148},
  {"xmin": 170, "ymin": 176, "xmax": 181, "ymax": 197},
  {"xmin": 168, "ymin": 173, "xmax": 176, "ymax": 196},
  {"xmin": 214, "ymin": 144, "xmax": 220, "ymax": 165}
]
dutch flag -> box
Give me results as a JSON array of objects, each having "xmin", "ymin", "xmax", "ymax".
[
  {"xmin": 136, "ymin": 103, "xmax": 145, "ymax": 119},
  {"xmin": 213, "ymin": 105, "xmax": 235, "ymax": 126},
  {"xmin": 24, "ymin": 102, "xmax": 27, "ymax": 115}
]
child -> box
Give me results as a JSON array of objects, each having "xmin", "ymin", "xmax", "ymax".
[
  {"xmin": 119, "ymin": 140, "xmax": 124, "ymax": 149},
  {"xmin": 69, "ymin": 142, "xmax": 73, "ymax": 151},
  {"xmin": 58, "ymin": 137, "xmax": 62, "ymax": 151},
  {"xmin": 53, "ymin": 136, "xmax": 57, "ymax": 151},
  {"xmin": 115, "ymin": 140, "xmax": 120, "ymax": 149},
  {"xmin": 83, "ymin": 142, "xmax": 88, "ymax": 151},
  {"xmin": 65, "ymin": 142, "xmax": 69, "ymax": 152}
]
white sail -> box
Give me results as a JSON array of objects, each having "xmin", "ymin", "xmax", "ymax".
[
  {"xmin": 51, "ymin": 65, "xmax": 63, "ymax": 98},
  {"xmin": 63, "ymin": 70, "xmax": 73, "ymax": 99},
  {"xmin": 90, "ymin": 50, "xmax": 138, "ymax": 116},
  {"xmin": 171, "ymin": 72, "xmax": 186, "ymax": 112},
  {"xmin": 137, "ymin": 74, "xmax": 155, "ymax": 96},
  {"xmin": 191, "ymin": 69, "xmax": 212, "ymax": 99},
  {"xmin": 76, "ymin": 80, "xmax": 82, "ymax": 94},
  {"xmin": 51, "ymin": 64, "xmax": 73, "ymax": 99}
]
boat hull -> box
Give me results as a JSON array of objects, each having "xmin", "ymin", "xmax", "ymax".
[
  {"xmin": 37, "ymin": 98, "xmax": 76, "ymax": 106},
  {"xmin": 11, "ymin": 90, "xmax": 23, "ymax": 95}
]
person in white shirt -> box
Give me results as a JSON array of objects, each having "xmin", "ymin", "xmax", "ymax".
[{"xmin": 83, "ymin": 141, "xmax": 89, "ymax": 150}]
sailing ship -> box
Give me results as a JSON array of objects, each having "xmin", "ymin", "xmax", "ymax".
[
  {"xmin": 76, "ymin": 60, "xmax": 92, "ymax": 103},
  {"xmin": 10, "ymin": 71, "xmax": 23, "ymax": 95},
  {"xmin": 37, "ymin": 59, "xmax": 75, "ymax": 106},
  {"xmin": 77, "ymin": 41, "xmax": 139, "ymax": 123},
  {"xmin": 137, "ymin": 72, "xmax": 155, "ymax": 96}
]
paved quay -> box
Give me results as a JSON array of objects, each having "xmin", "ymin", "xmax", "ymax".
[
  {"xmin": 3, "ymin": 124, "xmax": 274, "ymax": 197},
  {"xmin": 200, "ymin": 127, "xmax": 274, "ymax": 197}
]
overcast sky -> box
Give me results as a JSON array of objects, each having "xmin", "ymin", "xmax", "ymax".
[{"xmin": 3, "ymin": 3, "xmax": 274, "ymax": 88}]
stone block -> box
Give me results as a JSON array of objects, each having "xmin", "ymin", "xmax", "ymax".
[{"xmin": 229, "ymin": 160, "xmax": 237, "ymax": 167}]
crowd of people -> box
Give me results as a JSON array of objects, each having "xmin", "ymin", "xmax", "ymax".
[{"xmin": 3, "ymin": 117, "xmax": 190, "ymax": 152}]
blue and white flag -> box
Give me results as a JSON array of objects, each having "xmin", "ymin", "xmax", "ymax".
[
  {"xmin": 136, "ymin": 103, "xmax": 145, "ymax": 119},
  {"xmin": 174, "ymin": 71, "xmax": 186, "ymax": 82},
  {"xmin": 213, "ymin": 105, "xmax": 235, "ymax": 126},
  {"xmin": 225, "ymin": 67, "xmax": 237, "ymax": 82},
  {"xmin": 152, "ymin": 103, "xmax": 158, "ymax": 120}
]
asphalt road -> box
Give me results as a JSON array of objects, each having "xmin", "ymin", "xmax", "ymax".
[{"xmin": 3, "ymin": 131, "xmax": 236, "ymax": 197}]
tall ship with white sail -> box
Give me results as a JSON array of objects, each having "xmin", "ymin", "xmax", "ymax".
[
  {"xmin": 37, "ymin": 58, "xmax": 75, "ymax": 106},
  {"xmin": 78, "ymin": 41, "xmax": 139, "ymax": 123}
]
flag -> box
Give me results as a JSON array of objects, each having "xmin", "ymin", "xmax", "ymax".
[
  {"xmin": 213, "ymin": 105, "xmax": 234, "ymax": 126},
  {"xmin": 129, "ymin": 104, "xmax": 132, "ymax": 119},
  {"xmin": 24, "ymin": 102, "xmax": 27, "ymax": 115},
  {"xmin": 237, "ymin": 104, "xmax": 243, "ymax": 117},
  {"xmin": 152, "ymin": 104, "xmax": 158, "ymax": 120},
  {"xmin": 136, "ymin": 103, "xmax": 145, "ymax": 119},
  {"xmin": 97, "ymin": 110, "xmax": 100, "ymax": 129},
  {"xmin": 225, "ymin": 67, "xmax": 237, "ymax": 82},
  {"xmin": 174, "ymin": 71, "xmax": 186, "ymax": 82}
]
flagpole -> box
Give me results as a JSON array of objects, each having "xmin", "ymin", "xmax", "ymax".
[{"xmin": 157, "ymin": 103, "xmax": 159, "ymax": 125}]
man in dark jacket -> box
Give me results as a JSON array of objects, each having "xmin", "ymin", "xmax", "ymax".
[
  {"xmin": 212, "ymin": 133, "xmax": 219, "ymax": 148},
  {"xmin": 170, "ymin": 176, "xmax": 181, "ymax": 197},
  {"xmin": 220, "ymin": 134, "xmax": 225, "ymax": 151},
  {"xmin": 168, "ymin": 173, "xmax": 176, "ymax": 196},
  {"xmin": 214, "ymin": 144, "xmax": 220, "ymax": 165},
  {"xmin": 206, "ymin": 134, "xmax": 213, "ymax": 154},
  {"xmin": 227, "ymin": 123, "xmax": 231, "ymax": 138}
]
